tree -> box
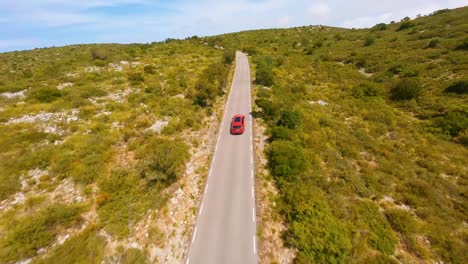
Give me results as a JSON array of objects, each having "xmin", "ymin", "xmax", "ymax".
[
  {"xmin": 390, "ymin": 79, "xmax": 421, "ymax": 100},
  {"xmin": 278, "ymin": 110, "xmax": 302, "ymax": 129}
]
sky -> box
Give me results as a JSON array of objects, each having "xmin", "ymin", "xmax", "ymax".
[{"xmin": 0, "ymin": 0, "xmax": 467, "ymax": 52}]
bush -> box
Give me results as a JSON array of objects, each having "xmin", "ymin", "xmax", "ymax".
[
  {"xmin": 352, "ymin": 83, "xmax": 382, "ymax": 98},
  {"xmin": 455, "ymin": 38, "xmax": 468, "ymax": 50},
  {"xmin": 91, "ymin": 49, "xmax": 108, "ymax": 60},
  {"xmin": 373, "ymin": 23, "xmax": 388, "ymax": 31},
  {"xmin": 35, "ymin": 227, "xmax": 106, "ymax": 264},
  {"xmin": 143, "ymin": 65, "xmax": 157, "ymax": 74},
  {"xmin": 128, "ymin": 72, "xmax": 145, "ymax": 83},
  {"xmin": 282, "ymin": 185, "xmax": 352, "ymax": 263},
  {"xmin": 137, "ymin": 136, "xmax": 189, "ymax": 184},
  {"xmin": 255, "ymin": 56, "xmax": 274, "ymax": 86},
  {"xmin": 277, "ymin": 110, "xmax": 302, "ymax": 129},
  {"xmin": 0, "ymin": 204, "xmax": 81, "ymax": 262},
  {"xmin": 385, "ymin": 208, "xmax": 418, "ymax": 235},
  {"xmin": 444, "ymin": 80, "xmax": 468, "ymax": 94},
  {"xmin": 271, "ymin": 126, "xmax": 292, "ymax": 140},
  {"xmin": 255, "ymin": 98, "xmax": 278, "ymax": 121},
  {"xmin": 29, "ymin": 87, "xmax": 63, "ymax": 103},
  {"xmin": 364, "ymin": 36, "xmax": 375, "ymax": 46},
  {"xmin": 193, "ymin": 61, "xmax": 229, "ymax": 107},
  {"xmin": 269, "ymin": 141, "xmax": 305, "ymax": 181},
  {"xmin": 427, "ymin": 38, "xmax": 440, "ymax": 48},
  {"xmin": 397, "ymin": 21, "xmax": 416, "ymax": 31},
  {"xmin": 122, "ymin": 248, "xmax": 147, "ymax": 264},
  {"xmin": 223, "ymin": 49, "xmax": 236, "ymax": 65},
  {"xmin": 432, "ymin": 112, "xmax": 468, "ymax": 137},
  {"xmin": 390, "ymin": 79, "xmax": 422, "ymax": 100}
]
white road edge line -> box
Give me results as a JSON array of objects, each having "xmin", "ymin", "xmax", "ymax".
[
  {"xmin": 204, "ymin": 184, "xmax": 208, "ymax": 195},
  {"xmin": 199, "ymin": 202, "xmax": 204, "ymax": 216},
  {"xmin": 186, "ymin": 258, "xmax": 190, "ymax": 264},
  {"xmin": 192, "ymin": 227, "xmax": 197, "ymax": 243},
  {"xmin": 253, "ymin": 235, "xmax": 256, "ymax": 254},
  {"xmin": 252, "ymin": 207, "xmax": 255, "ymax": 222}
]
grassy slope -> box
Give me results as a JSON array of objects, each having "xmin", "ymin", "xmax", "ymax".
[
  {"xmin": 0, "ymin": 39, "xmax": 232, "ymax": 262},
  {"xmin": 213, "ymin": 7, "xmax": 467, "ymax": 264}
]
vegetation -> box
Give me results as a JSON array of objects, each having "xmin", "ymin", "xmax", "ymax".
[
  {"xmin": 0, "ymin": 204, "xmax": 82, "ymax": 262},
  {"xmin": 0, "ymin": 37, "xmax": 230, "ymax": 262},
  {"xmin": 215, "ymin": 6, "xmax": 467, "ymax": 263}
]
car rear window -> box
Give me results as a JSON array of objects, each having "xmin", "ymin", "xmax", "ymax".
[
  {"xmin": 233, "ymin": 125, "xmax": 242, "ymax": 129},
  {"xmin": 234, "ymin": 117, "xmax": 241, "ymax": 122}
]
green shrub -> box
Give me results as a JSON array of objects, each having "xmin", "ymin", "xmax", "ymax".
[
  {"xmin": 29, "ymin": 87, "xmax": 64, "ymax": 103},
  {"xmin": 128, "ymin": 72, "xmax": 145, "ymax": 83},
  {"xmin": 255, "ymin": 98, "xmax": 278, "ymax": 121},
  {"xmin": 137, "ymin": 136, "xmax": 189, "ymax": 184},
  {"xmin": 455, "ymin": 38, "xmax": 468, "ymax": 50},
  {"xmin": 91, "ymin": 49, "xmax": 108, "ymax": 60},
  {"xmin": 223, "ymin": 49, "xmax": 236, "ymax": 65},
  {"xmin": 432, "ymin": 112, "xmax": 468, "ymax": 137},
  {"xmin": 444, "ymin": 80, "xmax": 468, "ymax": 94},
  {"xmin": 269, "ymin": 141, "xmax": 305, "ymax": 181},
  {"xmin": 352, "ymin": 83, "xmax": 382, "ymax": 98},
  {"xmin": 385, "ymin": 208, "xmax": 418, "ymax": 235},
  {"xmin": 51, "ymin": 133, "xmax": 116, "ymax": 184},
  {"xmin": 271, "ymin": 126, "xmax": 292, "ymax": 140},
  {"xmin": 373, "ymin": 23, "xmax": 388, "ymax": 31},
  {"xmin": 255, "ymin": 56, "xmax": 274, "ymax": 86},
  {"xmin": 427, "ymin": 38, "xmax": 440, "ymax": 48},
  {"xmin": 0, "ymin": 204, "xmax": 81, "ymax": 262},
  {"xmin": 277, "ymin": 110, "xmax": 302, "ymax": 129},
  {"xmin": 122, "ymin": 248, "xmax": 147, "ymax": 264},
  {"xmin": 193, "ymin": 61, "xmax": 229, "ymax": 107},
  {"xmin": 143, "ymin": 65, "xmax": 157, "ymax": 74},
  {"xmin": 35, "ymin": 227, "xmax": 106, "ymax": 264},
  {"xmin": 283, "ymin": 185, "xmax": 352, "ymax": 263},
  {"xmin": 390, "ymin": 79, "xmax": 422, "ymax": 100},
  {"xmin": 364, "ymin": 36, "xmax": 375, "ymax": 46},
  {"xmin": 397, "ymin": 21, "xmax": 416, "ymax": 31},
  {"xmin": 357, "ymin": 201, "xmax": 398, "ymax": 255}
]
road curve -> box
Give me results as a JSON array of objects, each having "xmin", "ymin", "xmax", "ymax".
[{"xmin": 186, "ymin": 51, "xmax": 257, "ymax": 264}]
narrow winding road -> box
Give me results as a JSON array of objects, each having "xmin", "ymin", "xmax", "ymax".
[{"xmin": 186, "ymin": 51, "xmax": 257, "ymax": 264}]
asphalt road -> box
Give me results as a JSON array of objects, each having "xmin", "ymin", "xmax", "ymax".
[{"xmin": 186, "ymin": 51, "xmax": 257, "ymax": 264}]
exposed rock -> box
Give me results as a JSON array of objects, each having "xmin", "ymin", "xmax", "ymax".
[
  {"xmin": 56, "ymin": 82, "xmax": 74, "ymax": 90},
  {"xmin": 66, "ymin": 72, "xmax": 79, "ymax": 78},
  {"xmin": 359, "ymin": 68, "xmax": 373, "ymax": 77},
  {"xmin": 85, "ymin": 66, "xmax": 100, "ymax": 73},
  {"xmin": 1, "ymin": 88, "xmax": 28, "ymax": 99},
  {"xmin": 6, "ymin": 109, "xmax": 79, "ymax": 135},
  {"xmin": 309, "ymin": 100, "xmax": 329, "ymax": 106},
  {"xmin": 146, "ymin": 119, "xmax": 170, "ymax": 134}
]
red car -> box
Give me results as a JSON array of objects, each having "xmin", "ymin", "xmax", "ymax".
[{"xmin": 230, "ymin": 114, "xmax": 245, "ymax": 134}]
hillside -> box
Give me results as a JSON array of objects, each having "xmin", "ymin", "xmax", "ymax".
[
  {"xmin": 212, "ymin": 6, "xmax": 468, "ymax": 264},
  {"xmin": 0, "ymin": 40, "xmax": 235, "ymax": 262},
  {"xmin": 1, "ymin": 5, "xmax": 467, "ymax": 264}
]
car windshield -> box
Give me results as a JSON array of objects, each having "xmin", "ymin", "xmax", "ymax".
[
  {"xmin": 233, "ymin": 125, "xmax": 242, "ymax": 129},
  {"xmin": 234, "ymin": 117, "xmax": 241, "ymax": 122}
]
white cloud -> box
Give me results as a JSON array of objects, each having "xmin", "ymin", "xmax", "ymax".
[
  {"xmin": 342, "ymin": 12, "xmax": 393, "ymax": 28},
  {"xmin": 308, "ymin": 2, "xmax": 331, "ymax": 18}
]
